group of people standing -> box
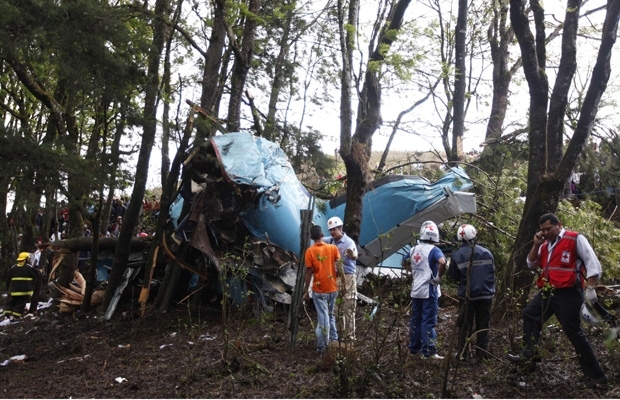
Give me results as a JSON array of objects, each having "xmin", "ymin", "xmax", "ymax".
[
  {"xmin": 399, "ymin": 220, "xmax": 496, "ymax": 360},
  {"xmin": 303, "ymin": 212, "xmax": 609, "ymax": 386}
]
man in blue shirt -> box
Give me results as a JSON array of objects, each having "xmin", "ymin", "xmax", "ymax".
[{"xmin": 326, "ymin": 217, "xmax": 358, "ymax": 342}]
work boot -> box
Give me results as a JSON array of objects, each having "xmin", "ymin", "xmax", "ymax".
[
  {"xmin": 507, "ymin": 353, "xmax": 541, "ymax": 363},
  {"xmin": 507, "ymin": 353, "xmax": 524, "ymax": 363},
  {"xmin": 422, "ymin": 353, "xmax": 445, "ymax": 360},
  {"xmin": 582, "ymin": 374, "xmax": 609, "ymax": 388}
]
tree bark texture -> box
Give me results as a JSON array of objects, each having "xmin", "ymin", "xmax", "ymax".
[
  {"xmin": 264, "ymin": 4, "xmax": 294, "ymax": 143},
  {"xmin": 197, "ymin": 0, "xmax": 227, "ymax": 141},
  {"xmin": 547, "ymin": 0, "xmax": 581, "ymax": 171},
  {"xmin": 226, "ymin": 0, "xmax": 262, "ymax": 132},
  {"xmin": 337, "ymin": 0, "xmax": 357, "ymax": 156},
  {"xmin": 44, "ymin": 236, "xmax": 152, "ymax": 253},
  {"xmin": 500, "ymin": 0, "xmax": 620, "ymax": 307},
  {"xmin": 341, "ymin": 0, "xmax": 412, "ymax": 242},
  {"xmin": 451, "ymin": 0, "xmax": 468, "ymax": 163},
  {"xmin": 480, "ymin": 0, "xmax": 515, "ymax": 173},
  {"xmin": 104, "ymin": 0, "xmax": 172, "ymax": 311}
]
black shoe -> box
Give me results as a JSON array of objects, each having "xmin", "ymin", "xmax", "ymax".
[
  {"xmin": 507, "ymin": 353, "xmax": 524, "ymax": 363},
  {"xmin": 585, "ymin": 375, "xmax": 609, "ymax": 387},
  {"xmin": 507, "ymin": 353, "xmax": 541, "ymax": 364}
]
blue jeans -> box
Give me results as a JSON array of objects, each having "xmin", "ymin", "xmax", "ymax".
[
  {"xmin": 409, "ymin": 297, "xmax": 439, "ymax": 356},
  {"xmin": 313, "ymin": 291, "xmax": 338, "ymax": 351}
]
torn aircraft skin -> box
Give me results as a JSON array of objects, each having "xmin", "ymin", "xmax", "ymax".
[{"xmin": 170, "ymin": 131, "xmax": 476, "ymax": 306}]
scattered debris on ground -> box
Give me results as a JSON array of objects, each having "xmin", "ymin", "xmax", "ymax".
[{"xmin": 1, "ymin": 281, "xmax": 620, "ymax": 399}]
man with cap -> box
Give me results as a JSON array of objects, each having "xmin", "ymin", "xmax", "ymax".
[
  {"xmin": 3, "ymin": 252, "xmax": 38, "ymax": 319},
  {"xmin": 447, "ymin": 224, "xmax": 495, "ymax": 360}
]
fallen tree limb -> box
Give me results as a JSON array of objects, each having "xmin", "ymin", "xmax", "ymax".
[{"xmin": 42, "ymin": 236, "xmax": 153, "ymax": 253}]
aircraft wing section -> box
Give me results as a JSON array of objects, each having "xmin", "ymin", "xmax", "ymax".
[{"xmin": 357, "ymin": 189, "xmax": 476, "ymax": 270}]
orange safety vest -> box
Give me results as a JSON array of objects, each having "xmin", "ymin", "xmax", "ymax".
[{"xmin": 536, "ymin": 231, "xmax": 583, "ymax": 289}]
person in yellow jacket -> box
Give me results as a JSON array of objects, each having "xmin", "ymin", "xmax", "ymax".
[{"xmin": 3, "ymin": 252, "xmax": 38, "ymax": 319}]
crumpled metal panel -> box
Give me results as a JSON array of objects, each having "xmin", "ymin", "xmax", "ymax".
[
  {"xmin": 208, "ymin": 132, "xmax": 474, "ymax": 259},
  {"xmin": 170, "ymin": 132, "xmax": 475, "ymax": 304}
]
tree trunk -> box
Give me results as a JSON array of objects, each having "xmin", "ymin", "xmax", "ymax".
[
  {"xmin": 451, "ymin": 0, "xmax": 468, "ymax": 163},
  {"xmin": 45, "ymin": 236, "xmax": 152, "ymax": 253},
  {"xmin": 479, "ymin": 0, "xmax": 515, "ymax": 173},
  {"xmin": 142, "ymin": 101, "xmax": 195, "ymax": 313},
  {"xmin": 546, "ymin": 0, "xmax": 581, "ymax": 171},
  {"xmin": 226, "ymin": 0, "xmax": 262, "ymax": 132},
  {"xmin": 499, "ymin": 0, "xmax": 620, "ymax": 307},
  {"xmin": 197, "ymin": 0, "xmax": 227, "ymax": 141},
  {"xmin": 101, "ymin": 106, "xmax": 127, "ymax": 236},
  {"xmin": 0, "ymin": 174, "xmax": 12, "ymax": 277},
  {"xmin": 339, "ymin": 0, "xmax": 412, "ymax": 242},
  {"xmin": 104, "ymin": 0, "xmax": 172, "ymax": 312},
  {"xmin": 337, "ymin": 0, "xmax": 356, "ymax": 158},
  {"xmin": 264, "ymin": 2, "xmax": 294, "ymax": 143}
]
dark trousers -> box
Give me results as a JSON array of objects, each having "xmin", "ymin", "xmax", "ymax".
[
  {"xmin": 3, "ymin": 295, "xmax": 29, "ymax": 317},
  {"xmin": 457, "ymin": 298, "xmax": 492, "ymax": 359},
  {"xmin": 522, "ymin": 287, "xmax": 605, "ymax": 379},
  {"xmin": 28, "ymin": 269, "xmax": 43, "ymax": 314}
]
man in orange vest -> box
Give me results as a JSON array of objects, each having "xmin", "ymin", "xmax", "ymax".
[{"xmin": 508, "ymin": 213, "xmax": 608, "ymax": 386}]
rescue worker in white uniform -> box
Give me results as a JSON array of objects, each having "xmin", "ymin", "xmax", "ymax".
[{"xmin": 404, "ymin": 221, "xmax": 446, "ymax": 359}]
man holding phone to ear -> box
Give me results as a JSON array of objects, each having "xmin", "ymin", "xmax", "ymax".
[{"xmin": 508, "ymin": 213, "xmax": 608, "ymax": 386}]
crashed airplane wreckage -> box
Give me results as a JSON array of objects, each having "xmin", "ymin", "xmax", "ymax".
[
  {"xmin": 42, "ymin": 132, "xmax": 475, "ymax": 314},
  {"xmin": 165, "ymin": 131, "xmax": 476, "ymax": 307}
]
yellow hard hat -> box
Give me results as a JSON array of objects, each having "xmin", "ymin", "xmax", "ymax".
[{"xmin": 17, "ymin": 252, "xmax": 30, "ymax": 262}]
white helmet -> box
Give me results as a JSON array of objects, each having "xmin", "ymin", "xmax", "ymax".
[
  {"xmin": 457, "ymin": 224, "xmax": 477, "ymax": 241},
  {"xmin": 420, "ymin": 220, "xmax": 438, "ymax": 235},
  {"xmin": 327, "ymin": 216, "xmax": 343, "ymax": 230},
  {"xmin": 420, "ymin": 223, "xmax": 439, "ymax": 243},
  {"xmin": 581, "ymin": 303, "xmax": 604, "ymax": 326}
]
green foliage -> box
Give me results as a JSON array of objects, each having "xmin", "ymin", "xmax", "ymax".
[
  {"xmin": 446, "ymin": 161, "xmax": 527, "ymax": 282},
  {"xmin": 462, "ymin": 155, "xmax": 620, "ymax": 285},
  {"xmin": 574, "ymin": 135, "xmax": 620, "ymax": 211},
  {"xmin": 556, "ymin": 199, "xmax": 620, "ymax": 282}
]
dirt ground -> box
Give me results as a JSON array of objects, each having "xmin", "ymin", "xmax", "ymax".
[{"xmin": 1, "ymin": 282, "xmax": 619, "ymax": 399}]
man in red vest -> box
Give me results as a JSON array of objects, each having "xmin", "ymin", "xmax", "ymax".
[{"xmin": 508, "ymin": 213, "xmax": 608, "ymax": 386}]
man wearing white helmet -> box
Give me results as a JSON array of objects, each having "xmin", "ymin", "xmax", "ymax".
[
  {"xmin": 508, "ymin": 213, "xmax": 608, "ymax": 386},
  {"xmin": 404, "ymin": 221, "xmax": 446, "ymax": 359},
  {"xmin": 447, "ymin": 224, "xmax": 495, "ymax": 360},
  {"xmin": 325, "ymin": 216, "xmax": 358, "ymax": 342}
]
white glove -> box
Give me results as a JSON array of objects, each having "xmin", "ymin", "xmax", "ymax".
[
  {"xmin": 585, "ymin": 286, "xmax": 598, "ymax": 304},
  {"xmin": 430, "ymin": 276, "xmax": 442, "ymax": 286}
]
